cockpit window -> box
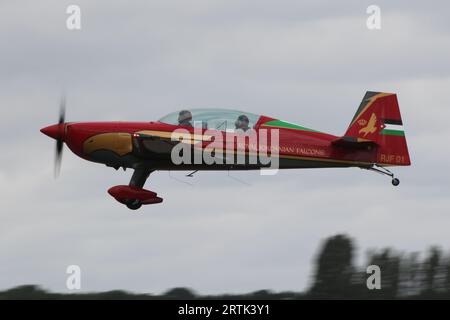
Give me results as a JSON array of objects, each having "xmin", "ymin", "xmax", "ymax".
[{"xmin": 158, "ymin": 108, "xmax": 261, "ymax": 132}]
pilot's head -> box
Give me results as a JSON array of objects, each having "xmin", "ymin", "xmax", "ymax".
[
  {"xmin": 235, "ymin": 115, "xmax": 250, "ymax": 131},
  {"xmin": 178, "ymin": 110, "xmax": 192, "ymax": 126}
]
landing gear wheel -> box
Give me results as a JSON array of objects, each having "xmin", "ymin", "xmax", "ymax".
[
  {"xmin": 126, "ymin": 199, "xmax": 142, "ymax": 210},
  {"xmin": 367, "ymin": 165, "xmax": 401, "ymax": 187}
]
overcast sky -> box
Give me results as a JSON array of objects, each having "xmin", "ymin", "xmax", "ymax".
[{"xmin": 1, "ymin": 0, "xmax": 450, "ymax": 294}]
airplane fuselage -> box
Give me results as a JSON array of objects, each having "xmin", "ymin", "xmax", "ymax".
[
  {"xmin": 40, "ymin": 93, "xmax": 411, "ymax": 209},
  {"xmin": 42, "ymin": 119, "xmax": 378, "ymax": 172}
]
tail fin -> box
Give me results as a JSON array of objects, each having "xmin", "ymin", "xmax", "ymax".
[{"xmin": 344, "ymin": 91, "xmax": 411, "ymax": 166}]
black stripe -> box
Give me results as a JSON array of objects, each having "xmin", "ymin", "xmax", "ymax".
[
  {"xmin": 383, "ymin": 118, "xmax": 403, "ymax": 125},
  {"xmin": 351, "ymin": 91, "xmax": 380, "ymax": 124}
]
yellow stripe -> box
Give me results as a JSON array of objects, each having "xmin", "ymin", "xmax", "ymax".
[
  {"xmin": 202, "ymin": 148, "xmax": 374, "ymax": 166},
  {"xmin": 350, "ymin": 93, "xmax": 393, "ymax": 127},
  {"xmin": 142, "ymin": 130, "xmax": 375, "ymax": 166},
  {"xmin": 136, "ymin": 130, "xmax": 212, "ymax": 143}
]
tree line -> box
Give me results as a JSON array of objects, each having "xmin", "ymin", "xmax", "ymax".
[{"xmin": 2, "ymin": 234, "xmax": 450, "ymax": 299}]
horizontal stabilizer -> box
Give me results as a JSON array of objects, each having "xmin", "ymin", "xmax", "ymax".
[{"xmin": 331, "ymin": 136, "xmax": 377, "ymax": 149}]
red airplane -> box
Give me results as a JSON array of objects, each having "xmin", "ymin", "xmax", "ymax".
[{"xmin": 41, "ymin": 91, "xmax": 410, "ymax": 210}]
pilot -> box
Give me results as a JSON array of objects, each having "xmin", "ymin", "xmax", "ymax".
[
  {"xmin": 235, "ymin": 114, "xmax": 250, "ymax": 132},
  {"xmin": 178, "ymin": 110, "xmax": 193, "ymax": 127}
]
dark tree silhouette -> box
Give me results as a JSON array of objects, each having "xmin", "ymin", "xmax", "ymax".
[
  {"xmin": 163, "ymin": 287, "xmax": 196, "ymax": 300},
  {"xmin": 3, "ymin": 234, "xmax": 450, "ymax": 300},
  {"xmin": 366, "ymin": 249, "xmax": 400, "ymax": 299},
  {"xmin": 309, "ymin": 234, "xmax": 355, "ymax": 299},
  {"xmin": 419, "ymin": 246, "xmax": 450, "ymax": 298}
]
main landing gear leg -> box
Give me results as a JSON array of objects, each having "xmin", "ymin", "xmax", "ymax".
[
  {"xmin": 126, "ymin": 166, "xmax": 153, "ymax": 210},
  {"xmin": 366, "ymin": 164, "xmax": 400, "ymax": 186}
]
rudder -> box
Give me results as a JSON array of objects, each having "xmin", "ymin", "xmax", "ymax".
[{"xmin": 344, "ymin": 91, "xmax": 411, "ymax": 166}]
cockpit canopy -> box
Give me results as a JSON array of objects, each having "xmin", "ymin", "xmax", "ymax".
[{"xmin": 158, "ymin": 108, "xmax": 261, "ymax": 132}]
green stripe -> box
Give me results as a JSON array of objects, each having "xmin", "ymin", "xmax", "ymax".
[
  {"xmin": 263, "ymin": 120, "xmax": 321, "ymax": 133},
  {"xmin": 380, "ymin": 129, "xmax": 405, "ymax": 136}
]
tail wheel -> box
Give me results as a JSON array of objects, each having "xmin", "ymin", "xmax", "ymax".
[
  {"xmin": 126, "ymin": 199, "xmax": 142, "ymax": 210},
  {"xmin": 367, "ymin": 165, "xmax": 400, "ymax": 187}
]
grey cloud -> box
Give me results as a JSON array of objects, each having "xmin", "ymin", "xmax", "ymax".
[{"xmin": 1, "ymin": 0, "xmax": 450, "ymax": 294}]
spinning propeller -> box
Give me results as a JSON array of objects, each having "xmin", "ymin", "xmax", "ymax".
[{"xmin": 41, "ymin": 96, "xmax": 67, "ymax": 178}]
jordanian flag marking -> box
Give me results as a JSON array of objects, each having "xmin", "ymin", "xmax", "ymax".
[{"xmin": 381, "ymin": 119, "xmax": 404, "ymax": 136}]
